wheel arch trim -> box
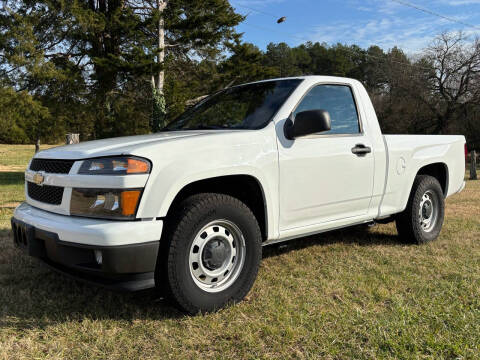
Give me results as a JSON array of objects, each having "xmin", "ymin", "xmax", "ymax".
[
  {"xmin": 151, "ymin": 169, "xmax": 274, "ymax": 241},
  {"xmin": 399, "ymin": 161, "xmax": 449, "ymax": 213}
]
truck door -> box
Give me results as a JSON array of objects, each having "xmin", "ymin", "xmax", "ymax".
[{"xmin": 278, "ymin": 84, "xmax": 375, "ymax": 230}]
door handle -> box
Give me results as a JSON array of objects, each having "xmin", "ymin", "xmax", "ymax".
[{"xmin": 351, "ymin": 144, "xmax": 371, "ymax": 156}]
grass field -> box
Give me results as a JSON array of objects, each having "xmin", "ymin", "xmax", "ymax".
[{"xmin": 0, "ymin": 144, "xmax": 479, "ymax": 359}]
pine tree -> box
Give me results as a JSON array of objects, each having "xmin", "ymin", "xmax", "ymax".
[
  {"xmin": 0, "ymin": 0, "xmax": 243, "ymax": 137},
  {"xmin": 218, "ymin": 42, "xmax": 278, "ymax": 86},
  {"xmin": 129, "ymin": 0, "xmax": 243, "ymax": 131}
]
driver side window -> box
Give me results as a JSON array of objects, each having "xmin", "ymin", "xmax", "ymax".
[{"xmin": 294, "ymin": 85, "xmax": 360, "ymax": 135}]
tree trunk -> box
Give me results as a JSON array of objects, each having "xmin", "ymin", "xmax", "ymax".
[
  {"xmin": 151, "ymin": 0, "xmax": 168, "ymax": 132},
  {"xmin": 157, "ymin": 0, "xmax": 166, "ymax": 95},
  {"xmin": 66, "ymin": 133, "xmax": 80, "ymax": 145},
  {"xmin": 471, "ymin": 150, "xmax": 478, "ymax": 180},
  {"xmin": 35, "ymin": 139, "xmax": 40, "ymax": 153}
]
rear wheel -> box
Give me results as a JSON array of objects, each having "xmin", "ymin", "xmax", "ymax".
[
  {"xmin": 396, "ymin": 175, "xmax": 445, "ymax": 244},
  {"xmin": 157, "ymin": 193, "xmax": 262, "ymax": 314}
]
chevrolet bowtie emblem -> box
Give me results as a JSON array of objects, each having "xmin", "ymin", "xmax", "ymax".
[{"xmin": 32, "ymin": 172, "xmax": 45, "ymax": 186}]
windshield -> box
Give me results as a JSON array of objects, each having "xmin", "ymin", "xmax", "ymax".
[{"xmin": 162, "ymin": 79, "xmax": 303, "ymax": 131}]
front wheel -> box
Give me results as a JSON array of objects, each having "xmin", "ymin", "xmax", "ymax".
[
  {"xmin": 158, "ymin": 193, "xmax": 262, "ymax": 314},
  {"xmin": 396, "ymin": 175, "xmax": 445, "ymax": 244}
]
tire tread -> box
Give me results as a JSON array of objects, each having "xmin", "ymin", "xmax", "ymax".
[
  {"xmin": 159, "ymin": 193, "xmax": 261, "ymax": 313},
  {"xmin": 396, "ymin": 175, "xmax": 445, "ymax": 244}
]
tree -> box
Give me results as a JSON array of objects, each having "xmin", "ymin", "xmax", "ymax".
[
  {"xmin": 418, "ymin": 32, "xmax": 480, "ymax": 134},
  {"xmin": 1, "ymin": 2, "xmax": 478, "ymax": 148},
  {"xmin": 0, "ymin": 0, "xmax": 154, "ymax": 138},
  {"xmin": 363, "ymin": 45, "xmax": 388, "ymax": 92},
  {"xmin": 0, "ymin": 0, "xmax": 243, "ymax": 137},
  {"xmin": 124, "ymin": 0, "xmax": 244, "ymax": 131},
  {"xmin": 264, "ymin": 42, "xmax": 299, "ymax": 77},
  {"xmin": 0, "ymin": 87, "xmax": 53, "ymax": 144},
  {"xmin": 218, "ymin": 42, "xmax": 278, "ymax": 87}
]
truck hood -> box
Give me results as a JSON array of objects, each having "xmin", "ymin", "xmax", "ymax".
[{"xmin": 34, "ymin": 131, "xmax": 218, "ymax": 160}]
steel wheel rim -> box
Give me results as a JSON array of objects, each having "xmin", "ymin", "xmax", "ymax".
[
  {"xmin": 418, "ymin": 190, "xmax": 438, "ymax": 233},
  {"xmin": 189, "ymin": 220, "xmax": 246, "ymax": 293}
]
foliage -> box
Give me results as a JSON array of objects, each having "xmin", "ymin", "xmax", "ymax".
[
  {"xmin": 0, "ymin": 0, "xmax": 243, "ymax": 140},
  {"xmin": 151, "ymin": 86, "xmax": 167, "ymax": 132},
  {"xmin": 0, "ymin": 1, "xmax": 478, "ymax": 148},
  {"xmin": 218, "ymin": 42, "xmax": 279, "ymax": 87},
  {"xmin": 0, "ymin": 87, "xmax": 53, "ymax": 144}
]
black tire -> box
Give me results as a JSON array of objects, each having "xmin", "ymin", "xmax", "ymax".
[
  {"xmin": 395, "ymin": 175, "xmax": 445, "ymax": 244},
  {"xmin": 156, "ymin": 193, "xmax": 262, "ymax": 314}
]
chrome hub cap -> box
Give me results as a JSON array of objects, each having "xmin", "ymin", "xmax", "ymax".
[
  {"xmin": 419, "ymin": 190, "xmax": 438, "ymax": 232},
  {"xmin": 189, "ymin": 220, "xmax": 246, "ymax": 293}
]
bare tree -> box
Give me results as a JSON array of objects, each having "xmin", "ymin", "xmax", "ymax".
[{"xmin": 420, "ymin": 32, "xmax": 480, "ymax": 134}]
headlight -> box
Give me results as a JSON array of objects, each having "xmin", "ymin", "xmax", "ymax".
[
  {"xmin": 70, "ymin": 188, "xmax": 142, "ymax": 220},
  {"xmin": 79, "ymin": 156, "xmax": 151, "ymax": 175}
]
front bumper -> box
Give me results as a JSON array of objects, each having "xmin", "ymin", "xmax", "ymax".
[{"xmin": 11, "ymin": 203, "xmax": 163, "ymax": 291}]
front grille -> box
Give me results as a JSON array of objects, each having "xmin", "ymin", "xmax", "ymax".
[
  {"xmin": 30, "ymin": 159, "xmax": 74, "ymax": 174},
  {"xmin": 27, "ymin": 182, "xmax": 64, "ymax": 205}
]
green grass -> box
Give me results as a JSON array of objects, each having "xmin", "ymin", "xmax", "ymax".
[
  {"xmin": 0, "ymin": 144, "xmax": 57, "ymax": 170},
  {"xmin": 0, "ymin": 147, "xmax": 479, "ymax": 359},
  {"xmin": 0, "ymin": 172, "xmax": 24, "ymax": 207},
  {"xmin": 0, "ymin": 144, "xmax": 56, "ymax": 208}
]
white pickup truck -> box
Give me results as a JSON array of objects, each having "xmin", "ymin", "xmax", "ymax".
[{"xmin": 12, "ymin": 76, "xmax": 466, "ymax": 313}]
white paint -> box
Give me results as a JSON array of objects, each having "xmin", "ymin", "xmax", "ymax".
[{"xmin": 14, "ymin": 202, "xmax": 163, "ymax": 247}]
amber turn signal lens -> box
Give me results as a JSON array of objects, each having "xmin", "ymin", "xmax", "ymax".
[
  {"xmin": 127, "ymin": 159, "xmax": 150, "ymax": 174},
  {"xmin": 121, "ymin": 190, "xmax": 141, "ymax": 216}
]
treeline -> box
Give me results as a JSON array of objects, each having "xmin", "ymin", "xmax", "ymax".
[{"xmin": 0, "ymin": 1, "xmax": 479, "ymax": 148}]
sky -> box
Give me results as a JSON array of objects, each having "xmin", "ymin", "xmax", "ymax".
[{"xmin": 230, "ymin": 0, "xmax": 480, "ymax": 53}]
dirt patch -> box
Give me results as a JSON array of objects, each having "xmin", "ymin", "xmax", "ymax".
[
  {"xmin": 0, "ymin": 165, "xmax": 25, "ymax": 172},
  {"xmin": 0, "ymin": 202, "xmax": 21, "ymax": 209}
]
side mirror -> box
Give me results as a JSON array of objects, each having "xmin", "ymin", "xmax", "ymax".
[{"xmin": 284, "ymin": 109, "xmax": 331, "ymax": 140}]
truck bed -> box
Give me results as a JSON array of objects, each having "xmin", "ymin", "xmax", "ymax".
[{"xmin": 379, "ymin": 135, "xmax": 465, "ymax": 217}]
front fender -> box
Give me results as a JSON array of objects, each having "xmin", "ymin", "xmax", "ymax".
[{"xmin": 135, "ymin": 126, "xmax": 280, "ymax": 240}]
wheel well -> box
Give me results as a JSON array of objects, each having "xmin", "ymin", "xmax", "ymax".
[
  {"xmin": 166, "ymin": 175, "xmax": 268, "ymax": 241},
  {"xmin": 417, "ymin": 163, "xmax": 448, "ymax": 196}
]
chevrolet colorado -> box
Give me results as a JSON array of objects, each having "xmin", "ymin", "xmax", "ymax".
[{"xmin": 11, "ymin": 76, "xmax": 466, "ymax": 313}]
